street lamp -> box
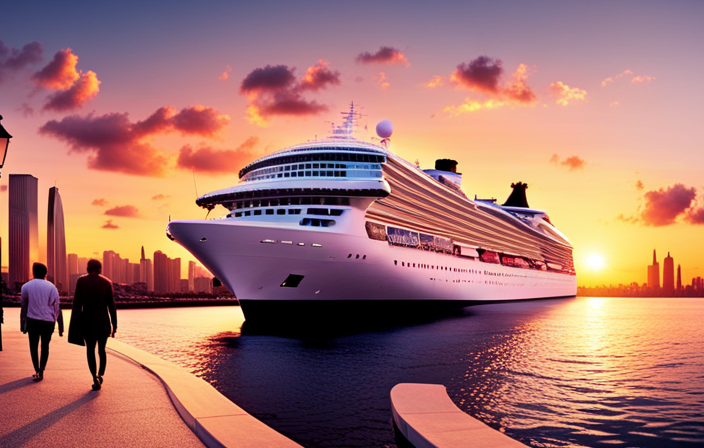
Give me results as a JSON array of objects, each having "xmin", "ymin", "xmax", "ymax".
[{"xmin": 0, "ymin": 114, "xmax": 12, "ymax": 351}]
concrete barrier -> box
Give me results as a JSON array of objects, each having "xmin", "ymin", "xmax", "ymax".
[
  {"xmin": 390, "ymin": 383, "xmax": 527, "ymax": 448},
  {"xmin": 108, "ymin": 338, "xmax": 302, "ymax": 448}
]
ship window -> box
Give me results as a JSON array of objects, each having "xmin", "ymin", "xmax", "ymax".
[
  {"xmin": 402, "ymin": 262, "xmax": 405, "ymax": 266},
  {"xmin": 277, "ymin": 209, "xmax": 286, "ymax": 215},
  {"xmin": 330, "ymin": 209, "xmax": 344, "ymax": 216},
  {"xmin": 348, "ymin": 254, "xmax": 352, "ymax": 258},
  {"xmin": 313, "ymin": 163, "xmax": 319, "ymax": 169},
  {"xmin": 235, "ymin": 212, "xmax": 242, "ymax": 217},
  {"xmin": 280, "ymin": 274, "xmax": 304, "ymax": 288},
  {"xmin": 284, "ymin": 173, "xmax": 290, "ymax": 177},
  {"xmin": 266, "ymin": 209, "xmax": 274, "ymax": 215},
  {"xmin": 288, "ymin": 209, "xmax": 301, "ymax": 215},
  {"xmin": 313, "ymin": 171, "xmax": 319, "ymax": 176},
  {"xmin": 355, "ymin": 254, "xmax": 359, "ymax": 259},
  {"xmin": 277, "ymin": 173, "xmax": 282, "ymax": 178},
  {"xmin": 334, "ymin": 171, "xmax": 340, "ymax": 177},
  {"xmin": 281, "ymin": 198, "xmax": 290, "ymax": 206},
  {"xmin": 244, "ymin": 211, "xmax": 251, "ymax": 216},
  {"xmin": 305, "ymin": 171, "xmax": 311, "ymax": 176},
  {"xmin": 284, "ymin": 166, "xmax": 290, "ymax": 171},
  {"xmin": 327, "ymin": 171, "xmax": 333, "ymax": 176},
  {"xmin": 254, "ymin": 210, "xmax": 262, "ymax": 215},
  {"xmin": 394, "ymin": 260, "xmax": 397, "ymax": 265},
  {"xmin": 253, "ymin": 200, "xmax": 260, "ymax": 207},
  {"xmin": 302, "ymin": 197, "xmax": 312, "ymax": 205},
  {"xmin": 271, "ymin": 199, "xmax": 279, "ymax": 206},
  {"xmin": 291, "ymin": 172, "xmax": 297, "ymax": 177},
  {"xmin": 306, "ymin": 163, "xmax": 311, "ymax": 169},
  {"xmin": 320, "ymin": 171, "xmax": 326, "ymax": 177}
]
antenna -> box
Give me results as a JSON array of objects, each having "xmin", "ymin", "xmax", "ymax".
[{"xmin": 192, "ymin": 170, "xmax": 199, "ymax": 198}]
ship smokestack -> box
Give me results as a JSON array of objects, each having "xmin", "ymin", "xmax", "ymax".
[
  {"xmin": 502, "ymin": 182, "xmax": 530, "ymax": 208},
  {"xmin": 435, "ymin": 159, "xmax": 457, "ymax": 173}
]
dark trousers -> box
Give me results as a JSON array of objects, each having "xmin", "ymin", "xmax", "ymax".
[
  {"xmin": 27, "ymin": 317, "xmax": 55, "ymax": 373},
  {"xmin": 85, "ymin": 335, "xmax": 108, "ymax": 378}
]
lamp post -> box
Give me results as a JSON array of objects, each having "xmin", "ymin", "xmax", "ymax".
[{"xmin": 0, "ymin": 115, "xmax": 13, "ymax": 351}]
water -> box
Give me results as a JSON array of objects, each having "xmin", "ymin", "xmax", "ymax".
[{"xmin": 109, "ymin": 297, "xmax": 704, "ymax": 447}]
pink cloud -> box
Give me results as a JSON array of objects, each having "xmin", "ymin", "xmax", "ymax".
[
  {"xmin": 502, "ymin": 64, "xmax": 536, "ymax": 104},
  {"xmin": 177, "ymin": 137, "xmax": 258, "ymax": 174},
  {"xmin": 0, "ymin": 40, "xmax": 44, "ymax": 82},
  {"xmin": 240, "ymin": 62, "xmax": 341, "ymax": 125},
  {"xmin": 39, "ymin": 105, "xmax": 230, "ymax": 177},
  {"xmin": 105, "ymin": 205, "xmax": 139, "ymax": 217},
  {"xmin": 43, "ymin": 70, "xmax": 100, "ymax": 111},
  {"xmin": 218, "ymin": 64, "xmax": 232, "ymax": 81},
  {"xmin": 17, "ymin": 103, "xmax": 35, "ymax": 117},
  {"xmin": 550, "ymin": 154, "xmax": 586, "ymax": 171},
  {"xmin": 151, "ymin": 194, "xmax": 168, "ymax": 200},
  {"xmin": 92, "ymin": 198, "xmax": 107, "ymax": 206},
  {"xmin": 32, "ymin": 48, "xmax": 80, "ymax": 90},
  {"xmin": 635, "ymin": 180, "xmax": 644, "ymax": 191},
  {"xmin": 602, "ymin": 69, "xmax": 655, "ymax": 87},
  {"xmin": 102, "ymin": 220, "xmax": 119, "ymax": 229},
  {"xmin": 685, "ymin": 207, "xmax": 704, "ymax": 225},
  {"xmin": 641, "ymin": 184, "xmax": 696, "ymax": 226},
  {"xmin": 451, "ymin": 56, "xmax": 503, "ymax": 95},
  {"xmin": 355, "ymin": 46, "xmax": 409, "ymax": 66}
]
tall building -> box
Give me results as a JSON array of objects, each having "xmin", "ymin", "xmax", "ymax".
[
  {"xmin": 9, "ymin": 174, "xmax": 38, "ymax": 290},
  {"xmin": 103, "ymin": 250, "xmax": 117, "ymax": 282},
  {"xmin": 647, "ymin": 249, "xmax": 660, "ymax": 289},
  {"xmin": 154, "ymin": 250, "xmax": 170, "ymax": 293},
  {"xmin": 47, "ymin": 187, "xmax": 68, "ymax": 293},
  {"xmin": 677, "ymin": 265, "xmax": 682, "ymax": 291},
  {"xmin": 140, "ymin": 246, "xmax": 153, "ymax": 291},
  {"xmin": 662, "ymin": 252, "xmax": 674, "ymax": 292},
  {"xmin": 188, "ymin": 261, "xmax": 196, "ymax": 292}
]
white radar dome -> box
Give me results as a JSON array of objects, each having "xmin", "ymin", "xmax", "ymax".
[{"xmin": 376, "ymin": 120, "xmax": 394, "ymax": 139}]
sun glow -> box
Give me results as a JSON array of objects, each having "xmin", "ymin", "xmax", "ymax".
[{"xmin": 586, "ymin": 254, "xmax": 605, "ymax": 271}]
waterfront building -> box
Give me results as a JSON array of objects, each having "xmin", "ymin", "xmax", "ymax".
[
  {"xmin": 188, "ymin": 260, "xmax": 196, "ymax": 292},
  {"xmin": 662, "ymin": 252, "xmax": 674, "ymax": 293},
  {"xmin": 140, "ymin": 247, "xmax": 153, "ymax": 292},
  {"xmin": 47, "ymin": 186, "xmax": 68, "ymax": 293},
  {"xmin": 194, "ymin": 276, "xmax": 213, "ymax": 293},
  {"xmin": 647, "ymin": 250, "xmax": 660, "ymax": 290},
  {"xmin": 8, "ymin": 174, "xmax": 38, "ymax": 290},
  {"xmin": 154, "ymin": 250, "xmax": 181, "ymax": 293},
  {"xmin": 677, "ymin": 265, "xmax": 682, "ymax": 291}
]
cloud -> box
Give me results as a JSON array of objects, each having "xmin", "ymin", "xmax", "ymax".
[
  {"xmin": 451, "ymin": 56, "xmax": 503, "ymax": 95},
  {"xmin": 602, "ymin": 69, "xmax": 655, "ymax": 87},
  {"xmin": 92, "ymin": 198, "xmax": 108, "ymax": 206},
  {"xmin": 355, "ymin": 46, "xmax": 409, "ymax": 66},
  {"xmin": 685, "ymin": 206, "xmax": 704, "ymax": 225},
  {"xmin": 423, "ymin": 75, "xmax": 445, "ymax": 89},
  {"xmin": 102, "ymin": 220, "xmax": 119, "ymax": 229},
  {"xmin": 300, "ymin": 60, "xmax": 341, "ymax": 91},
  {"xmin": 177, "ymin": 136, "xmax": 258, "ymax": 174},
  {"xmin": 374, "ymin": 71, "xmax": 390, "ymax": 89},
  {"xmin": 444, "ymin": 57, "xmax": 537, "ymax": 114},
  {"xmin": 17, "ymin": 103, "xmax": 35, "ymax": 117},
  {"xmin": 105, "ymin": 205, "xmax": 139, "ymax": 217},
  {"xmin": 641, "ymin": 184, "xmax": 696, "ymax": 226},
  {"xmin": 32, "ymin": 48, "xmax": 80, "ymax": 90},
  {"xmin": 43, "ymin": 71, "xmax": 100, "ymax": 111},
  {"xmin": 550, "ymin": 154, "xmax": 586, "ymax": 171},
  {"xmin": 218, "ymin": 64, "xmax": 232, "ymax": 81},
  {"xmin": 240, "ymin": 62, "xmax": 341, "ymax": 125},
  {"xmin": 0, "ymin": 40, "xmax": 44, "ymax": 82},
  {"xmin": 550, "ymin": 81, "xmax": 588, "ymax": 106},
  {"xmin": 151, "ymin": 194, "xmax": 168, "ymax": 201},
  {"xmin": 39, "ymin": 105, "xmax": 230, "ymax": 176},
  {"xmin": 32, "ymin": 48, "xmax": 102, "ymax": 110},
  {"xmin": 635, "ymin": 180, "xmax": 644, "ymax": 191}
]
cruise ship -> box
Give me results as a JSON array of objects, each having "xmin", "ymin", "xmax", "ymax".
[{"xmin": 167, "ymin": 105, "xmax": 576, "ymax": 322}]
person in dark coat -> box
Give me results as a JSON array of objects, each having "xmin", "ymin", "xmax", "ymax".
[{"xmin": 70, "ymin": 259, "xmax": 117, "ymax": 391}]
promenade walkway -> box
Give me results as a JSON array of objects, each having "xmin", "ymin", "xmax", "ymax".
[{"xmin": 0, "ymin": 313, "xmax": 205, "ymax": 448}]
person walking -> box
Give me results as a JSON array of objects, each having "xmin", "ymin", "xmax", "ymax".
[
  {"xmin": 20, "ymin": 262, "xmax": 64, "ymax": 382},
  {"xmin": 69, "ymin": 259, "xmax": 117, "ymax": 391}
]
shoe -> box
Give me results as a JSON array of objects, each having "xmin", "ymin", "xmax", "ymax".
[
  {"xmin": 33, "ymin": 371, "xmax": 43, "ymax": 382},
  {"xmin": 97, "ymin": 375, "xmax": 103, "ymax": 384},
  {"xmin": 91, "ymin": 377, "xmax": 101, "ymax": 391}
]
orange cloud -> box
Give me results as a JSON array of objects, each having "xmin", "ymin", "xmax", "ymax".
[
  {"xmin": 102, "ymin": 220, "xmax": 119, "ymax": 230},
  {"xmin": 218, "ymin": 64, "xmax": 232, "ymax": 81},
  {"xmin": 375, "ymin": 71, "xmax": 390, "ymax": 89},
  {"xmin": 550, "ymin": 154, "xmax": 586, "ymax": 171},
  {"xmin": 443, "ymin": 98, "xmax": 508, "ymax": 115},
  {"xmin": 635, "ymin": 180, "xmax": 644, "ymax": 191},
  {"xmin": 32, "ymin": 48, "xmax": 79, "ymax": 89},
  {"xmin": 550, "ymin": 81, "xmax": 588, "ymax": 106},
  {"xmin": 422, "ymin": 75, "xmax": 445, "ymax": 88},
  {"xmin": 92, "ymin": 198, "xmax": 107, "ymax": 206},
  {"xmin": 105, "ymin": 205, "xmax": 139, "ymax": 217},
  {"xmin": 43, "ymin": 70, "xmax": 100, "ymax": 111},
  {"xmin": 356, "ymin": 46, "xmax": 409, "ymax": 66},
  {"xmin": 602, "ymin": 69, "xmax": 655, "ymax": 87},
  {"xmin": 177, "ymin": 137, "xmax": 258, "ymax": 175},
  {"xmin": 240, "ymin": 62, "xmax": 340, "ymax": 125},
  {"xmin": 39, "ymin": 105, "xmax": 229, "ymax": 177},
  {"xmin": 151, "ymin": 194, "xmax": 168, "ymax": 201},
  {"xmin": 641, "ymin": 184, "xmax": 696, "ymax": 226},
  {"xmin": 503, "ymin": 64, "xmax": 536, "ymax": 104}
]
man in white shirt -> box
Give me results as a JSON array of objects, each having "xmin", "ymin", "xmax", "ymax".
[{"xmin": 20, "ymin": 262, "xmax": 64, "ymax": 382}]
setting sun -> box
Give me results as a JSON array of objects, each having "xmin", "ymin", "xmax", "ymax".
[{"xmin": 586, "ymin": 254, "xmax": 605, "ymax": 271}]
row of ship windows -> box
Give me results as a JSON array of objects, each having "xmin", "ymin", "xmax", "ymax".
[
  {"xmin": 236, "ymin": 197, "xmax": 351, "ymax": 208},
  {"xmin": 239, "ymin": 152, "xmax": 386, "ymax": 178},
  {"xmin": 394, "ymin": 260, "xmax": 481, "ymax": 274},
  {"xmin": 244, "ymin": 169, "xmax": 383, "ymax": 182},
  {"xmin": 231, "ymin": 208, "xmax": 344, "ymax": 218}
]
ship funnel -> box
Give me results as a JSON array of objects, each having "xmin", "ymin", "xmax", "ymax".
[
  {"xmin": 502, "ymin": 182, "xmax": 529, "ymax": 208},
  {"xmin": 435, "ymin": 159, "xmax": 457, "ymax": 173}
]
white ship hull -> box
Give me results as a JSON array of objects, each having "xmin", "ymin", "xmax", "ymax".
[{"xmin": 168, "ymin": 219, "xmax": 576, "ymax": 321}]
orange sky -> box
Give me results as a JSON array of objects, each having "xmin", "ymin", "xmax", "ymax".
[{"xmin": 1, "ymin": 1, "xmax": 703, "ymax": 286}]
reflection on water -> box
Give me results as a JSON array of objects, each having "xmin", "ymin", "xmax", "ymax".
[{"xmin": 115, "ymin": 298, "xmax": 704, "ymax": 448}]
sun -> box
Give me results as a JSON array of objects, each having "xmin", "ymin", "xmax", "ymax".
[{"xmin": 586, "ymin": 254, "xmax": 605, "ymax": 271}]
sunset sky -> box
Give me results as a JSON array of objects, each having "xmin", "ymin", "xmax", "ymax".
[{"xmin": 1, "ymin": 1, "xmax": 703, "ymax": 287}]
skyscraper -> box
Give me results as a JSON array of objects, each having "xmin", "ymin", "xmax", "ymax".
[
  {"xmin": 188, "ymin": 261, "xmax": 196, "ymax": 292},
  {"xmin": 47, "ymin": 186, "xmax": 68, "ymax": 293},
  {"xmin": 677, "ymin": 264, "xmax": 682, "ymax": 291},
  {"xmin": 647, "ymin": 249, "xmax": 660, "ymax": 289},
  {"xmin": 9, "ymin": 174, "xmax": 38, "ymax": 290},
  {"xmin": 140, "ymin": 246, "xmax": 153, "ymax": 291},
  {"xmin": 663, "ymin": 252, "xmax": 674, "ymax": 292}
]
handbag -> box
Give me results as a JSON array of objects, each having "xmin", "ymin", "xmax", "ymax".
[{"xmin": 68, "ymin": 308, "xmax": 85, "ymax": 346}]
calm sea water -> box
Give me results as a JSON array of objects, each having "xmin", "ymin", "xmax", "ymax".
[{"xmin": 109, "ymin": 297, "xmax": 704, "ymax": 447}]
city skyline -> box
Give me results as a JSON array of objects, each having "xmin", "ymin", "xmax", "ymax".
[{"xmin": 2, "ymin": 2, "xmax": 703, "ymax": 287}]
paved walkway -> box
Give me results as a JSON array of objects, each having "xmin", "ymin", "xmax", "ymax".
[{"xmin": 0, "ymin": 312, "xmax": 204, "ymax": 448}]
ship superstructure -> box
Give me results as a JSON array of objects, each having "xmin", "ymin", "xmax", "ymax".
[{"xmin": 167, "ymin": 104, "xmax": 576, "ymax": 322}]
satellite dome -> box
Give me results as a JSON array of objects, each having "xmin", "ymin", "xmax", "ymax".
[{"xmin": 376, "ymin": 120, "xmax": 393, "ymax": 139}]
